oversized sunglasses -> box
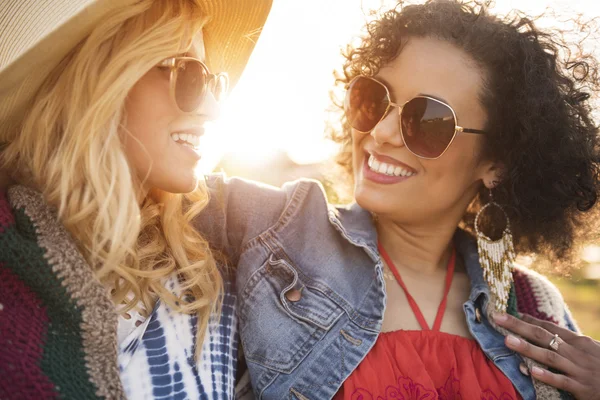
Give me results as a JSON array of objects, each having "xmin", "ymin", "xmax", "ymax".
[
  {"xmin": 158, "ymin": 56, "xmax": 229, "ymax": 114},
  {"xmin": 344, "ymin": 76, "xmax": 486, "ymax": 159}
]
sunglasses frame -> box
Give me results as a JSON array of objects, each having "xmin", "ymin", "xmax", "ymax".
[
  {"xmin": 346, "ymin": 76, "xmax": 486, "ymax": 160},
  {"xmin": 159, "ymin": 56, "xmax": 229, "ymax": 114}
]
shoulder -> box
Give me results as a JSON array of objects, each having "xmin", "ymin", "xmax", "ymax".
[
  {"xmin": 0, "ymin": 186, "xmax": 123, "ymax": 397},
  {"xmin": 204, "ymin": 173, "xmax": 329, "ymax": 221},
  {"xmin": 511, "ymin": 264, "xmax": 579, "ymax": 332},
  {"xmin": 199, "ymin": 174, "xmax": 332, "ymax": 256},
  {"xmin": 205, "ymin": 173, "xmax": 327, "ymax": 199}
]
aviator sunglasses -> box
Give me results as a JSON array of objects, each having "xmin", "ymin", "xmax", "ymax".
[{"xmin": 344, "ymin": 76, "xmax": 486, "ymax": 159}]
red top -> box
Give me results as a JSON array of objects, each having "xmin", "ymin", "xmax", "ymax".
[{"xmin": 334, "ymin": 243, "xmax": 522, "ymax": 400}]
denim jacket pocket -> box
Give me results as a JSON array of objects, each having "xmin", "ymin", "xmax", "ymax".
[{"xmin": 239, "ymin": 254, "xmax": 344, "ymax": 374}]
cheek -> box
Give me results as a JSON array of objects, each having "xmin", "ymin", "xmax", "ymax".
[
  {"xmin": 122, "ymin": 75, "xmax": 173, "ymax": 173},
  {"xmin": 119, "ymin": 71, "xmax": 201, "ymax": 193},
  {"xmin": 123, "ymin": 103, "xmax": 162, "ymax": 173},
  {"xmin": 351, "ymin": 131, "xmax": 366, "ymax": 166},
  {"xmin": 423, "ymin": 142, "xmax": 484, "ymax": 194}
]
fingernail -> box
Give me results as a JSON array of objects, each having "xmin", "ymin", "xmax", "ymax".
[
  {"xmin": 519, "ymin": 363, "xmax": 530, "ymax": 376},
  {"xmin": 531, "ymin": 366, "xmax": 544, "ymax": 376},
  {"xmin": 493, "ymin": 312, "xmax": 508, "ymax": 323},
  {"xmin": 506, "ymin": 335, "xmax": 521, "ymax": 346}
]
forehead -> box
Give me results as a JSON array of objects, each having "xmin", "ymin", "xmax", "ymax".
[
  {"xmin": 187, "ymin": 30, "xmax": 206, "ymax": 61},
  {"xmin": 377, "ymin": 36, "xmax": 485, "ymax": 112}
]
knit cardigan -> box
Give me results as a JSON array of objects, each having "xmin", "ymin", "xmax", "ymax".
[
  {"xmin": 0, "ymin": 185, "xmax": 579, "ymax": 399},
  {"xmin": 0, "ymin": 186, "xmax": 123, "ymax": 399}
]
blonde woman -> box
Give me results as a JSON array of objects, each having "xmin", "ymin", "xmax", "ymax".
[{"xmin": 0, "ymin": 0, "xmax": 271, "ymax": 399}]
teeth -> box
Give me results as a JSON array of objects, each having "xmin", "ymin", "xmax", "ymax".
[
  {"xmin": 372, "ymin": 159, "xmax": 381, "ymax": 171},
  {"xmin": 367, "ymin": 155, "xmax": 416, "ymax": 177},
  {"xmin": 170, "ymin": 132, "xmax": 200, "ymax": 149}
]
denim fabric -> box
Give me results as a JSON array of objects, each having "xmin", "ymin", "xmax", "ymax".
[{"xmin": 197, "ymin": 175, "xmax": 573, "ymax": 400}]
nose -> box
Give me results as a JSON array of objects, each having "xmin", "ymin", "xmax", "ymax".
[
  {"xmin": 370, "ymin": 107, "xmax": 404, "ymax": 148},
  {"xmin": 195, "ymin": 91, "xmax": 220, "ymax": 122}
]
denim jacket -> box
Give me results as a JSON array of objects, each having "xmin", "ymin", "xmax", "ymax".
[{"xmin": 197, "ymin": 175, "xmax": 578, "ymax": 400}]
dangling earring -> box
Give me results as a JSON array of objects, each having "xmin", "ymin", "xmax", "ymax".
[{"xmin": 475, "ymin": 187, "xmax": 516, "ymax": 313}]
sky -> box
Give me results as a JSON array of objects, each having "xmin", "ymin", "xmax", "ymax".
[{"xmin": 197, "ymin": 0, "xmax": 599, "ymax": 172}]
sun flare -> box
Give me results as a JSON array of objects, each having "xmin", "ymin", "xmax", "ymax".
[{"xmin": 199, "ymin": 0, "xmax": 599, "ymax": 173}]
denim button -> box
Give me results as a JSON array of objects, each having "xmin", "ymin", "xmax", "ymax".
[
  {"xmin": 285, "ymin": 288, "xmax": 302, "ymax": 302},
  {"xmin": 519, "ymin": 363, "xmax": 530, "ymax": 376}
]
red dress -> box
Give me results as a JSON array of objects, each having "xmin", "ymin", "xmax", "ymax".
[{"xmin": 334, "ymin": 244, "xmax": 522, "ymax": 400}]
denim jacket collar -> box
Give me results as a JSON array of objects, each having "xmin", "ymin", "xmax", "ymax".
[
  {"xmin": 334, "ymin": 202, "xmax": 491, "ymax": 301},
  {"xmin": 331, "ymin": 207, "xmax": 534, "ymax": 398},
  {"xmin": 330, "ymin": 202, "xmax": 379, "ymax": 261}
]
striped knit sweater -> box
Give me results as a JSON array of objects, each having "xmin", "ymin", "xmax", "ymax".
[
  {"xmin": 0, "ymin": 185, "xmax": 580, "ymax": 399},
  {"xmin": 496, "ymin": 267, "xmax": 579, "ymax": 400},
  {"xmin": 0, "ymin": 186, "xmax": 123, "ymax": 399}
]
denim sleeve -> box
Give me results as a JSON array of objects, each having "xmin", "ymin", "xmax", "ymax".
[{"xmin": 195, "ymin": 174, "xmax": 292, "ymax": 263}]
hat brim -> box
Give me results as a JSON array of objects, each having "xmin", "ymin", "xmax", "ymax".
[
  {"xmin": 200, "ymin": 0, "xmax": 273, "ymax": 88},
  {"xmin": 0, "ymin": 0, "xmax": 273, "ymax": 134}
]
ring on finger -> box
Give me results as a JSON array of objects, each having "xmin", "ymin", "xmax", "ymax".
[{"xmin": 548, "ymin": 334, "xmax": 564, "ymax": 352}]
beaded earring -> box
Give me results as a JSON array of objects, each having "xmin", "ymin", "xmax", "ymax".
[{"xmin": 474, "ymin": 187, "xmax": 515, "ymax": 312}]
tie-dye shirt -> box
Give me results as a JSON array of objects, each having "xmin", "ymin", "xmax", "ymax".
[{"xmin": 118, "ymin": 276, "xmax": 238, "ymax": 400}]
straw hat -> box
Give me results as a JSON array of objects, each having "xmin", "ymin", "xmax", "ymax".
[{"xmin": 0, "ymin": 0, "xmax": 273, "ymax": 134}]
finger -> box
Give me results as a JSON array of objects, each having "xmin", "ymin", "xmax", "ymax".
[
  {"xmin": 530, "ymin": 366, "xmax": 587, "ymax": 397},
  {"xmin": 494, "ymin": 313, "xmax": 556, "ymax": 347},
  {"xmin": 505, "ymin": 335, "xmax": 584, "ymax": 377},
  {"xmin": 494, "ymin": 313, "xmax": 580, "ymax": 360},
  {"xmin": 520, "ymin": 314, "xmax": 580, "ymax": 341},
  {"xmin": 520, "ymin": 314, "xmax": 600, "ymax": 359},
  {"xmin": 568, "ymin": 335, "xmax": 600, "ymax": 360}
]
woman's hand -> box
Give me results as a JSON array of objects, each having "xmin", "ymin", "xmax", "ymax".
[{"xmin": 493, "ymin": 313, "xmax": 600, "ymax": 399}]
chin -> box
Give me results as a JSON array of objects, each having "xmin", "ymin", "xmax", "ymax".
[
  {"xmin": 171, "ymin": 177, "xmax": 199, "ymax": 194},
  {"xmin": 153, "ymin": 173, "xmax": 199, "ymax": 195},
  {"xmin": 355, "ymin": 190, "xmax": 379, "ymax": 215},
  {"xmin": 354, "ymin": 180, "xmax": 403, "ymax": 218},
  {"xmin": 354, "ymin": 182, "xmax": 381, "ymax": 213}
]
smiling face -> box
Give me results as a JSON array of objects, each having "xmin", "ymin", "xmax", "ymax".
[
  {"xmin": 122, "ymin": 33, "xmax": 219, "ymax": 194},
  {"xmin": 352, "ymin": 36, "xmax": 501, "ymax": 226}
]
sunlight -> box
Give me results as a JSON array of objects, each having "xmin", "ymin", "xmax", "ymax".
[{"xmin": 199, "ymin": 0, "xmax": 599, "ymax": 172}]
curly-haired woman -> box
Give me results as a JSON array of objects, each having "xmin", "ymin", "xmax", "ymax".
[
  {"xmin": 198, "ymin": 1, "xmax": 600, "ymax": 398},
  {"xmin": 0, "ymin": 0, "xmax": 270, "ymax": 398}
]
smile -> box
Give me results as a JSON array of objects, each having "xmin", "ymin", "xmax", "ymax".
[
  {"xmin": 170, "ymin": 132, "xmax": 200, "ymax": 150},
  {"xmin": 367, "ymin": 154, "xmax": 416, "ymax": 177}
]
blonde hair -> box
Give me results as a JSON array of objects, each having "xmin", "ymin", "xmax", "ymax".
[{"xmin": 1, "ymin": 0, "xmax": 222, "ymax": 355}]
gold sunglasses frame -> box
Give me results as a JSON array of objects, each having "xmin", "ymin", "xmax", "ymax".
[
  {"xmin": 346, "ymin": 76, "xmax": 486, "ymax": 160},
  {"xmin": 159, "ymin": 56, "xmax": 229, "ymax": 114}
]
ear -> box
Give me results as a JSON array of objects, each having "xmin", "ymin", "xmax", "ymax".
[{"xmin": 481, "ymin": 161, "xmax": 506, "ymax": 190}]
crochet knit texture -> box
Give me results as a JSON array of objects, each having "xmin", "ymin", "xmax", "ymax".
[
  {"xmin": 0, "ymin": 187, "xmax": 122, "ymax": 399},
  {"xmin": 0, "ymin": 185, "xmax": 579, "ymax": 399}
]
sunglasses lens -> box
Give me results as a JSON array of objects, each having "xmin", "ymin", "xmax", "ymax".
[
  {"xmin": 344, "ymin": 77, "xmax": 390, "ymax": 132},
  {"xmin": 175, "ymin": 59, "xmax": 207, "ymax": 112},
  {"xmin": 401, "ymin": 97, "xmax": 457, "ymax": 158}
]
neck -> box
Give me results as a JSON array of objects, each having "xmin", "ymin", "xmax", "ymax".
[{"xmin": 376, "ymin": 213, "xmax": 463, "ymax": 275}]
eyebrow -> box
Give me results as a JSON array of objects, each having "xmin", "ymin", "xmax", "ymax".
[
  {"xmin": 416, "ymin": 92, "xmax": 452, "ymax": 106},
  {"xmin": 174, "ymin": 51, "xmax": 205, "ymax": 62},
  {"xmin": 376, "ymin": 75, "xmax": 453, "ymax": 106}
]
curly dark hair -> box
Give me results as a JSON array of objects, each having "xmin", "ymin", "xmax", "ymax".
[{"xmin": 329, "ymin": 0, "xmax": 600, "ymax": 263}]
